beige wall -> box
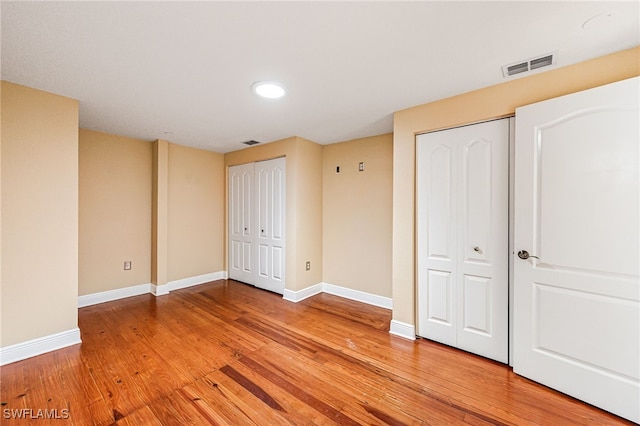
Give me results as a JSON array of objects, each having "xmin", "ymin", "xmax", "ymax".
[
  {"xmin": 168, "ymin": 143, "xmax": 225, "ymax": 281},
  {"xmin": 295, "ymin": 138, "xmax": 323, "ymax": 288},
  {"xmin": 78, "ymin": 129, "xmax": 152, "ymax": 295},
  {"xmin": 1, "ymin": 81, "xmax": 79, "ymax": 347},
  {"xmin": 322, "ymin": 134, "xmax": 393, "ymax": 298},
  {"xmin": 392, "ymin": 46, "xmax": 640, "ymax": 326},
  {"xmin": 224, "ymin": 136, "xmax": 323, "ymax": 291},
  {"xmin": 80, "ymin": 133, "xmax": 225, "ymax": 291}
]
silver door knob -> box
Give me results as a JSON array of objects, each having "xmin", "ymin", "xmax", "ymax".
[
  {"xmin": 517, "ymin": 250, "xmax": 539, "ymax": 260},
  {"xmin": 473, "ymin": 246, "xmax": 481, "ymax": 253}
]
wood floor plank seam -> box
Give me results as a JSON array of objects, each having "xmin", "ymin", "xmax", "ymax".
[{"xmin": 219, "ymin": 364, "xmax": 285, "ymax": 413}]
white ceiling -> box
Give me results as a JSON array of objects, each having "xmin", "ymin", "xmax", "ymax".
[{"xmin": 2, "ymin": 1, "xmax": 638, "ymax": 153}]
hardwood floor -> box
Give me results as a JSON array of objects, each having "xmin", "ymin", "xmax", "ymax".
[{"xmin": 0, "ymin": 280, "xmax": 632, "ymax": 425}]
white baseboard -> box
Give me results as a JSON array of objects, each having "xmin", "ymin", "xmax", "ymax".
[
  {"xmin": 389, "ymin": 320, "xmax": 416, "ymax": 340},
  {"xmin": 283, "ymin": 283, "xmax": 323, "ymax": 303},
  {"xmin": 287, "ymin": 283, "xmax": 411, "ymax": 341},
  {"xmin": 168, "ymin": 271, "xmax": 227, "ymax": 291},
  {"xmin": 151, "ymin": 283, "xmax": 170, "ymax": 296},
  {"xmin": 79, "ymin": 271, "xmax": 228, "ymax": 308},
  {"xmin": 0, "ymin": 328, "xmax": 82, "ymax": 366},
  {"xmin": 322, "ymin": 282, "xmax": 392, "ymax": 309},
  {"xmin": 78, "ymin": 283, "xmax": 152, "ymax": 308},
  {"xmin": 283, "ymin": 282, "xmax": 392, "ymax": 310}
]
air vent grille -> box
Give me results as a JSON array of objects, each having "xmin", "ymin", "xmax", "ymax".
[
  {"xmin": 530, "ymin": 55, "xmax": 554, "ymax": 70},
  {"xmin": 507, "ymin": 62, "xmax": 529, "ymax": 76},
  {"xmin": 502, "ymin": 52, "xmax": 556, "ymax": 77},
  {"xmin": 242, "ymin": 140, "xmax": 260, "ymax": 146}
]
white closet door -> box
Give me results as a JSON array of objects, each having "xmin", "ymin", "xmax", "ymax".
[
  {"xmin": 255, "ymin": 157, "xmax": 286, "ymax": 294},
  {"xmin": 417, "ymin": 129, "xmax": 458, "ymax": 347},
  {"xmin": 417, "ymin": 118, "xmax": 509, "ymax": 363},
  {"xmin": 456, "ymin": 122, "xmax": 509, "ymax": 362},
  {"xmin": 228, "ymin": 162, "xmax": 256, "ymax": 284},
  {"xmin": 513, "ymin": 77, "xmax": 639, "ymax": 423}
]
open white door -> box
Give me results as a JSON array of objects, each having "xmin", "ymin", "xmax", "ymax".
[{"xmin": 513, "ymin": 77, "xmax": 639, "ymax": 423}]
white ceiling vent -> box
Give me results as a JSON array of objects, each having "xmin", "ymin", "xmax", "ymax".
[{"xmin": 502, "ymin": 52, "xmax": 557, "ymax": 78}]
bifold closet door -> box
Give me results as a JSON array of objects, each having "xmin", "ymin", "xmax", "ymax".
[
  {"xmin": 255, "ymin": 157, "xmax": 286, "ymax": 294},
  {"xmin": 228, "ymin": 162, "xmax": 256, "ymax": 284},
  {"xmin": 417, "ymin": 118, "xmax": 509, "ymax": 363},
  {"xmin": 228, "ymin": 157, "xmax": 286, "ymax": 294}
]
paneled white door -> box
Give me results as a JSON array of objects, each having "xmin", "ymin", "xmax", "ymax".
[
  {"xmin": 228, "ymin": 158, "xmax": 286, "ymax": 294},
  {"xmin": 513, "ymin": 77, "xmax": 639, "ymax": 423},
  {"xmin": 228, "ymin": 162, "xmax": 255, "ymax": 284},
  {"xmin": 255, "ymin": 158, "xmax": 286, "ymax": 294},
  {"xmin": 417, "ymin": 118, "xmax": 509, "ymax": 363}
]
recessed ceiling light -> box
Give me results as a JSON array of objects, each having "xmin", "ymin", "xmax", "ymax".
[{"xmin": 252, "ymin": 81, "xmax": 286, "ymax": 99}]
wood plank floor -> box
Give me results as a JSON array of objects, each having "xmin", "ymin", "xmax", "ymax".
[{"xmin": 0, "ymin": 280, "xmax": 633, "ymax": 425}]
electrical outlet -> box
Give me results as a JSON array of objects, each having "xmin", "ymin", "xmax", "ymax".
[
  {"xmin": 359, "ymin": 162, "xmax": 365, "ymax": 171},
  {"xmin": 124, "ymin": 261, "xmax": 132, "ymax": 270},
  {"xmin": 306, "ymin": 261, "xmax": 311, "ymax": 271}
]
